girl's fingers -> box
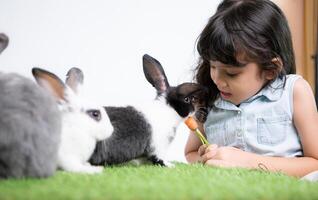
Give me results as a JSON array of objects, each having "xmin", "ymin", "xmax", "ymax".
[
  {"xmin": 198, "ymin": 144, "xmax": 208, "ymax": 156},
  {"xmin": 205, "ymin": 144, "xmax": 218, "ymax": 154},
  {"xmin": 201, "ymin": 146, "xmax": 218, "ymax": 163},
  {"xmin": 198, "ymin": 144, "xmax": 218, "ymax": 155}
]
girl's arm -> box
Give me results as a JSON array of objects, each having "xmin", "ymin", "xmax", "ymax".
[
  {"xmin": 200, "ymin": 78, "xmax": 318, "ymax": 177},
  {"xmin": 293, "ymin": 78, "xmax": 318, "ymax": 159},
  {"xmin": 288, "ymin": 77, "xmax": 318, "ymax": 176},
  {"xmin": 202, "ymin": 148, "xmax": 318, "ymax": 177}
]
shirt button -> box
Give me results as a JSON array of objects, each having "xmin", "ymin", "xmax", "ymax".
[{"xmin": 237, "ymin": 110, "xmax": 241, "ymax": 114}]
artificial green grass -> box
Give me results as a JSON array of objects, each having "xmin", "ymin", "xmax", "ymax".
[{"xmin": 0, "ymin": 163, "xmax": 317, "ymax": 200}]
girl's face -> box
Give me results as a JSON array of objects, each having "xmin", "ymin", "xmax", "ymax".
[{"xmin": 209, "ymin": 60, "xmax": 269, "ymax": 105}]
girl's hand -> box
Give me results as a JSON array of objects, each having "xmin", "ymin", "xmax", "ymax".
[
  {"xmin": 197, "ymin": 144, "xmax": 217, "ymax": 163},
  {"xmin": 198, "ymin": 144, "xmax": 209, "ymax": 157},
  {"xmin": 200, "ymin": 144, "xmax": 255, "ymax": 168}
]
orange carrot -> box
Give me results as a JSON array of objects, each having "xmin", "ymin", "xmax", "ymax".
[
  {"xmin": 184, "ymin": 116, "xmax": 209, "ymax": 145},
  {"xmin": 184, "ymin": 116, "xmax": 198, "ymax": 131}
]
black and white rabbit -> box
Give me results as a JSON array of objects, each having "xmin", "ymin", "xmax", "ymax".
[
  {"xmin": 32, "ymin": 67, "xmax": 113, "ymax": 174},
  {"xmin": 0, "ymin": 33, "xmax": 62, "ymax": 179},
  {"xmin": 89, "ymin": 54, "xmax": 209, "ymax": 167}
]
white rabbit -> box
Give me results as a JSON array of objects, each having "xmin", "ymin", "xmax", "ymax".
[
  {"xmin": 32, "ymin": 67, "xmax": 113, "ymax": 174},
  {"xmin": 0, "ymin": 33, "xmax": 61, "ymax": 179},
  {"xmin": 89, "ymin": 54, "xmax": 209, "ymax": 167}
]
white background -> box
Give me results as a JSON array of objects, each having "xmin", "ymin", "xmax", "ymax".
[{"xmin": 0, "ymin": 0, "xmax": 221, "ymax": 162}]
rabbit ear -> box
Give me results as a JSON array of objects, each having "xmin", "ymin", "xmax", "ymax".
[
  {"xmin": 0, "ymin": 33, "xmax": 9, "ymax": 54},
  {"xmin": 177, "ymin": 83, "xmax": 205, "ymax": 96},
  {"xmin": 32, "ymin": 68, "xmax": 66, "ymax": 101},
  {"xmin": 143, "ymin": 54, "xmax": 170, "ymax": 95},
  {"xmin": 65, "ymin": 67, "xmax": 83, "ymax": 94}
]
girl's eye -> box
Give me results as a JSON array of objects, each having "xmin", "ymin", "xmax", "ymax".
[
  {"xmin": 226, "ymin": 73, "xmax": 238, "ymax": 77},
  {"xmin": 86, "ymin": 109, "xmax": 101, "ymax": 121}
]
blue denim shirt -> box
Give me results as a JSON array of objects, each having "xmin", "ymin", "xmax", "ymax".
[{"xmin": 204, "ymin": 75, "xmax": 303, "ymax": 157}]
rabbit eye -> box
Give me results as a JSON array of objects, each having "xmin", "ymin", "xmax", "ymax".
[
  {"xmin": 86, "ymin": 109, "xmax": 101, "ymax": 121},
  {"xmin": 184, "ymin": 97, "xmax": 190, "ymax": 103}
]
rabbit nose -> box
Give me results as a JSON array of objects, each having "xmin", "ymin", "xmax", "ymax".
[{"xmin": 195, "ymin": 107, "xmax": 208, "ymax": 123}]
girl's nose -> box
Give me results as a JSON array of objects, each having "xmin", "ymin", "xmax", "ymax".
[{"xmin": 212, "ymin": 70, "xmax": 227, "ymax": 88}]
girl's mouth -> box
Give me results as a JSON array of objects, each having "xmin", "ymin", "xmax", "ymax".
[{"xmin": 220, "ymin": 91, "xmax": 232, "ymax": 99}]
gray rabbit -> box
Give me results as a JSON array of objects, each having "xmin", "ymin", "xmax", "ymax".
[{"xmin": 0, "ymin": 33, "xmax": 61, "ymax": 178}]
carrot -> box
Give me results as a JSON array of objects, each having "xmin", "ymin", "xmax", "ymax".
[
  {"xmin": 184, "ymin": 116, "xmax": 198, "ymax": 131},
  {"xmin": 184, "ymin": 116, "xmax": 209, "ymax": 145}
]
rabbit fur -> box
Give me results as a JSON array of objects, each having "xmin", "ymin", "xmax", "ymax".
[
  {"xmin": 32, "ymin": 67, "xmax": 113, "ymax": 174},
  {"xmin": 89, "ymin": 54, "xmax": 209, "ymax": 167},
  {"xmin": 0, "ymin": 33, "xmax": 61, "ymax": 179}
]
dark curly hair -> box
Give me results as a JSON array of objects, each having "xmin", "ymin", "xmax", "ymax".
[{"xmin": 195, "ymin": 0, "xmax": 296, "ymax": 105}]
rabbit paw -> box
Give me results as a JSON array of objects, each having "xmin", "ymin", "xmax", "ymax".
[
  {"xmin": 79, "ymin": 163, "xmax": 104, "ymax": 174},
  {"xmin": 60, "ymin": 160, "xmax": 104, "ymax": 174},
  {"xmin": 148, "ymin": 155, "xmax": 175, "ymax": 167}
]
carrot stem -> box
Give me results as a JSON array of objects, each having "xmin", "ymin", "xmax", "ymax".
[{"xmin": 194, "ymin": 129, "xmax": 209, "ymax": 145}]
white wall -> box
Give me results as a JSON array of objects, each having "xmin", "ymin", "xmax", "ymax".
[{"xmin": 0, "ymin": 0, "xmax": 220, "ymax": 162}]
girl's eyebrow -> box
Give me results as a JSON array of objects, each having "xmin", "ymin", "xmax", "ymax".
[
  {"xmin": 237, "ymin": 62, "xmax": 248, "ymax": 67},
  {"xmin": 225, "ymin": 67, "xmax": 243, "ymax": 72},
  {"xmin": 223, "ymin": 63, "xmax": 246, "ymax": 69},
  {"xmin": 222, "ymin": 62, "xmax": 248, "ymax": 68}
]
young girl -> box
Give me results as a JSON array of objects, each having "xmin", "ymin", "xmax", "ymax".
[{"xmin": 185, "ymin": 0, "xmax": 318, "ymax": 177}]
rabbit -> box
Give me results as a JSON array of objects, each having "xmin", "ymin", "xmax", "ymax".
[
  {"xmin": 89, "ymin": 54, "xmax": 209, "ymax": 167},
  {"xmin": 32, "ymin": 67, "xmax": 113, "ymax": 174},
  {"xmin": 0, "ymin": 33, "xmax": 62, "ymax": 179}
]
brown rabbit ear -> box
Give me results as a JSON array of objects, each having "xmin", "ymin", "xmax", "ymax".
[
  {"xmin": 65, "ymin": 67, "xmax": 83, "ymax": 94},
  {"xmin": 32, "ymin": 68, "xmax": 66, "ymax": 101},
  {"xmin": 0, "ymin": 33, "xmax": 9, "ymax": 54},
  {"xmin": 143, "ymin": 54, "xmax": 170, "ymax": 96}
]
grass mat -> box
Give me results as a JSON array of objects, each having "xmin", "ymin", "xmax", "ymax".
[{"xmin": 0, "ymin": 163, "xmax": 317, "ymax": 200}]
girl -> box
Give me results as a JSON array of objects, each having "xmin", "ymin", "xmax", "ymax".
[{"xmin": 185, "ymin": 0, "xmax": 318, "ymax": 177}]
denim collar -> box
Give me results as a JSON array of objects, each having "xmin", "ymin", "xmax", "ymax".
[{"xmin": 214, "ymin": 77, "xmax": 285, "ymax": 111}]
